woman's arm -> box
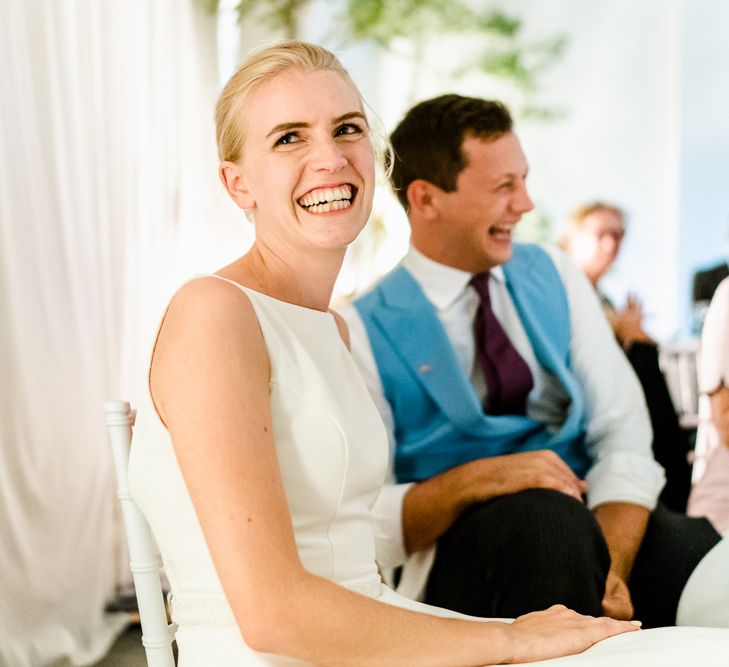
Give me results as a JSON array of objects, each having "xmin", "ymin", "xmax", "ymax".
[
  {"xmin": 701, "ymin": 279, "xmax": 729, "ymax": 448},
  {"xmin": 151, "ymin": 278, "xmax": 637, "ymax": 666}
]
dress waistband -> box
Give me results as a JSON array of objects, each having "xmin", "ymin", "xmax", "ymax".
[{"xmin": 170, "ymin": 575, "xmax": 384, "ymax": 627}]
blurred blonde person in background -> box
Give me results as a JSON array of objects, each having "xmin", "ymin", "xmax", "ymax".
[
  {"xmin": 560, "ymin": 203, "xmax": 646, "ymax": 346},
  {"xmin": 561, "ymin": 202, "xmax": 693, "ymax": 512}
]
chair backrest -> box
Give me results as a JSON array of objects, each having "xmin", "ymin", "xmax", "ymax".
[
  {"xmin": 104, "ymin": 400, "xmax": 176, "ymax": 667},
  {"xmin": 658, "ymin": 339, "xmax": 701, "ymax": 429}
]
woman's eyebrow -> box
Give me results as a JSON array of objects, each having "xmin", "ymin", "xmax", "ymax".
[
  {"xmin": 333, "ymin": 111, "xmax": 368, "ymax": 125},
  {"xmin": 266, "ymin": 121, "xmax": 308, "ymax": 139},
  {"xmin": 266, "ymin": 111, "xmax": 368, "ymax": 138}
]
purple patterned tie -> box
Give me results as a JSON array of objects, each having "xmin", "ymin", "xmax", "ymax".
[{"xmin": 470, "ymin": 272, "xmax": 534, "ymax": 415}]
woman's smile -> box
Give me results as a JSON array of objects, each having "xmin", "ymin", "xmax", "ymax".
[
  {"xmin": 297, "ymin": 183, "xmax": 356, "ymax": 214},
  {"xmin": 234, "ymin": 68, "xmax": 375, "ymax": 248}
]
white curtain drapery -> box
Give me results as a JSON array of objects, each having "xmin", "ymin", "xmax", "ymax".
[{"xmin": 0, "ymin": 1, "xmax": 250, "ymax": 664}]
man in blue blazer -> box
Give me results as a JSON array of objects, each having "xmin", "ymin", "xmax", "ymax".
[{"xmin": 341, "ymin": 94, "xmax": 722, "ymax": 628}]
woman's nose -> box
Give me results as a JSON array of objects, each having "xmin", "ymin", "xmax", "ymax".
[{"xmin": 310, "ymin": 137, "xmax": 347, "ymax": 172}]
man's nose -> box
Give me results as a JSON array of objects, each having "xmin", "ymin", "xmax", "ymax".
[{"xmin": 515, "ymin": 185, "xmax": 534, "ymax": 214}]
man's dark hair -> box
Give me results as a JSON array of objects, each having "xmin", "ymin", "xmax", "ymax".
[{"xmin": 387, "ymin": 94, "xmax": 513, "ymax": 210}]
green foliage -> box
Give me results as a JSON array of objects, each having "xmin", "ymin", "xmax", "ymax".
[
  {"xmin": 193, "ymin": 0, "xmax": 306, "ymax": 36},
  {"xmin": 519, "ymin": 103, "xmax": 567, "ymax": 121},
  {"xmin": 461, "ymin": 34, "xmax": 567, "ymax": 93},
  {"xmin": 342, "ymin": 0, "xmax": 483, "ymax": 44},
  {"xmin": 341, "ymin": 3, "xmax": 567, "ymax": 117},
  {"xmin": 477, "ymin": 10, "xmax": 520, "ymax": 37},
  {"xmin": 514, "ymin": 206, "xmax": 554, "ymax": 244},
  {"xmin": 195, "ymin": 0, "xmax": 221, "ymax": 13},
  {"xmin": 234, "ymin": 0, "xmax": 304, "ymax": 37},
  {"xmin": 193, "ymin": 0, "xmax": 568, "ymax": 116}
]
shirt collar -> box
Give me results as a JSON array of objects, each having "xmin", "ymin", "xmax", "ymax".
[{"xmin": 402, "ymin": 246, "xmax": 505, "ymax": 310}]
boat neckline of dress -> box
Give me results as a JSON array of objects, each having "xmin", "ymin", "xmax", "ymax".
[{"xmin": 210, "ymin": 273, "xmax": 337, "ymax": 319}]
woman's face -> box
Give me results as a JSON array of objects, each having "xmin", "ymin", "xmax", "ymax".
[
  {"xmin": 231, "ymin": 67, "xmax": 375, "ymax": 253},
  {"xmin": 569, "ymin": 210, "xmax": 625, "ymax": 281}
]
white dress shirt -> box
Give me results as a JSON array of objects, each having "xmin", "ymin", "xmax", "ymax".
[{"xmin": 340, "ymin": 245, "xmax": 665, "ymax": 585}]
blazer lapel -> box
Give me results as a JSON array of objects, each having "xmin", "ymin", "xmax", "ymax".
[
  {"xmin": 503, "ymin": 257, "xmax": 585, "ymax": 437},
  {"xmin": 373, "ymin": 267, "xmax": 486, "ymax": 432}
]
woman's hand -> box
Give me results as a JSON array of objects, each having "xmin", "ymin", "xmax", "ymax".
[
  {"xmin": 613, "ymin": 293, "xmax": 654, "ymax": 348},
  {"xmin": 506, "ymin": 604, "xmax": 640, "ymax": 663}
]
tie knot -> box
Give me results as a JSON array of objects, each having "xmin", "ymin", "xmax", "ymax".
[{"xmin": 470, "ymin": 271, "xmax": 491, "ymax": 299}]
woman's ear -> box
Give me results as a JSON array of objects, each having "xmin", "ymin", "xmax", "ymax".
[
  {"xmin": 406, "ymin": 179, "xmax": 440, "ymax": 221},
  {"xmin": 219, "ymin": 161, "xmax": 255, "ymax": 211}
]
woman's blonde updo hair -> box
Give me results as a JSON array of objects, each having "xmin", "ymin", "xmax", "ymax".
[{"xmin": 215, "ymin": 41, "xmax": 361, "ymax": 164}]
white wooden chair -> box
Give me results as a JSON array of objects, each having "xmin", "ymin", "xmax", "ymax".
[
  {"xmin": 104, "ymin": 400, "xmax": 176, "ymax": 667},
  {"xmin": 658, "ymin": 339, "xmax": 701, "ymax": 430}
]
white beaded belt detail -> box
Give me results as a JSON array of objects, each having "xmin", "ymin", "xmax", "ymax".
[
  {"xmin": 170, "ymin": 577, "xmax": 383, "ymax": 627},
  {"xmin": 169, "ymin": 591, "xmax": 235, "ymax": 627},
  {"xmin": 345, "ymin": 576, "xmax": 384, "ymax": 599}
]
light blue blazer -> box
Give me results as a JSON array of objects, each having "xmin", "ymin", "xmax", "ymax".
[{"xmin": 354, "ymin": 244, "xmax": 590, "ymax": 483}]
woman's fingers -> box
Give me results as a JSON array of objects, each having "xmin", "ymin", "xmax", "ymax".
[{"xmin": 510, "ymin": 606, "xmax": 641, "ymax": 663}]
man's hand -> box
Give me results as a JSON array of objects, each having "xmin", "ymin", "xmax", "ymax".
[
  {"xmin": 459, "ymin": 449, "xmax": 588, "ymax": 505},
  {"xmin": 601, "ymin": 569, "xmax": 634, "ymax": 620},
  {"xmin": 593, "ymin": 503, "xmax": 650, "ymax": 622},
  {"xmin": 402, "ymin": 450, "xmax": 587, "ymax": 554}
]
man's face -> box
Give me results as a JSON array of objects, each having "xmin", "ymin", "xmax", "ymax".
[{"xmin": 426, "ymin": 132, "xmax": 533, "ymax": 273}]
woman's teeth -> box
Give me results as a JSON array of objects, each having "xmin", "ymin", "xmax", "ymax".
[
  {"xmin": 298, "ymin": 184, "xmax": 353, "ymax": 212},
  {"xmin": 303, "ymin": 199, "xmax": 352, "ymax": 213}
]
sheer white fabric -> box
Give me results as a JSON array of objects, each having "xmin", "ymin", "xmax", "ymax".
[{"xmin": 0, "ymin": 1, "xmax": 249, "ymax": 664}]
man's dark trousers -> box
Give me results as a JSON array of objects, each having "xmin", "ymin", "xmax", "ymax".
[{"xmin": 424, "ymin": 488, "xmax": 720, "ymax": 628}]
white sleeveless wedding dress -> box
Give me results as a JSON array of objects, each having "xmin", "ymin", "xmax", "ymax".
[{"xmin": 129, "ymin": 277, "xmax": 729, "ymax": 666}]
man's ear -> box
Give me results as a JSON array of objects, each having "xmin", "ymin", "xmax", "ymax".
[
  {"xmin": 406, "ymin": 179, "xmax": 441, "ymax": 221},
  {"xmin": 219, "ymin": 161, "xmax": 255, "ymax": 211}
]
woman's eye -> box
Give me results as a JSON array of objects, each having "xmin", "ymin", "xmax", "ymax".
[
  {"xmin": 335, "ymin": 123, "xmax": 363, "ymax": 137},
  {"xmin": 274, "ymin": 132, "xmax": 300, "ymax": 147}
]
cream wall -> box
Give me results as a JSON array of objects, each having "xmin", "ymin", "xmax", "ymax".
[
  {"xmin": 509, "ymin": 0, "xmax": 683, "ymax": 339},
  {"xmin": 678, "ymin": 0, "xmax": 729, "ymax": 331},
  {"xmin": 514, "ymin": 0, "xmax": 729, "ymax": 339}
]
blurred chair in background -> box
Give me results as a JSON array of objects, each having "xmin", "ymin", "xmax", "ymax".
[{"xmin": 658, "ymin": 341, "xmax": 701, "ymax": 431}]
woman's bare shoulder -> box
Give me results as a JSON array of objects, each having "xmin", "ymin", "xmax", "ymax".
[
  {"xmin": 167, "ymin": 275, "xmax": 256, "ymax": 322},
  {"xmin": 151, "ymin": 276, "xmax": 269, "ymax": 419},
  {"xmin": 157, "ymin": 276, "xmax": 263, "ymax": 350}
]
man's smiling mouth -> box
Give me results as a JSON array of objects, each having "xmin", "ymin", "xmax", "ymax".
[
  {"xmin": 298, "ymin": 184, "xmax": 354, "ymax": 213},
  {"xmin": 488, "ymin": 224, "xmax": 513, "ymax": 239}
]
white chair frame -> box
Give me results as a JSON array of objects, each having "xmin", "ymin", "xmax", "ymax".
[
  {"xmin": 658, "ymin": 339, "xmax": 701, "ymax": 430},
  {"xmin": 105, "ymin": 400, "xmax": 176, "ymax": 667}
]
